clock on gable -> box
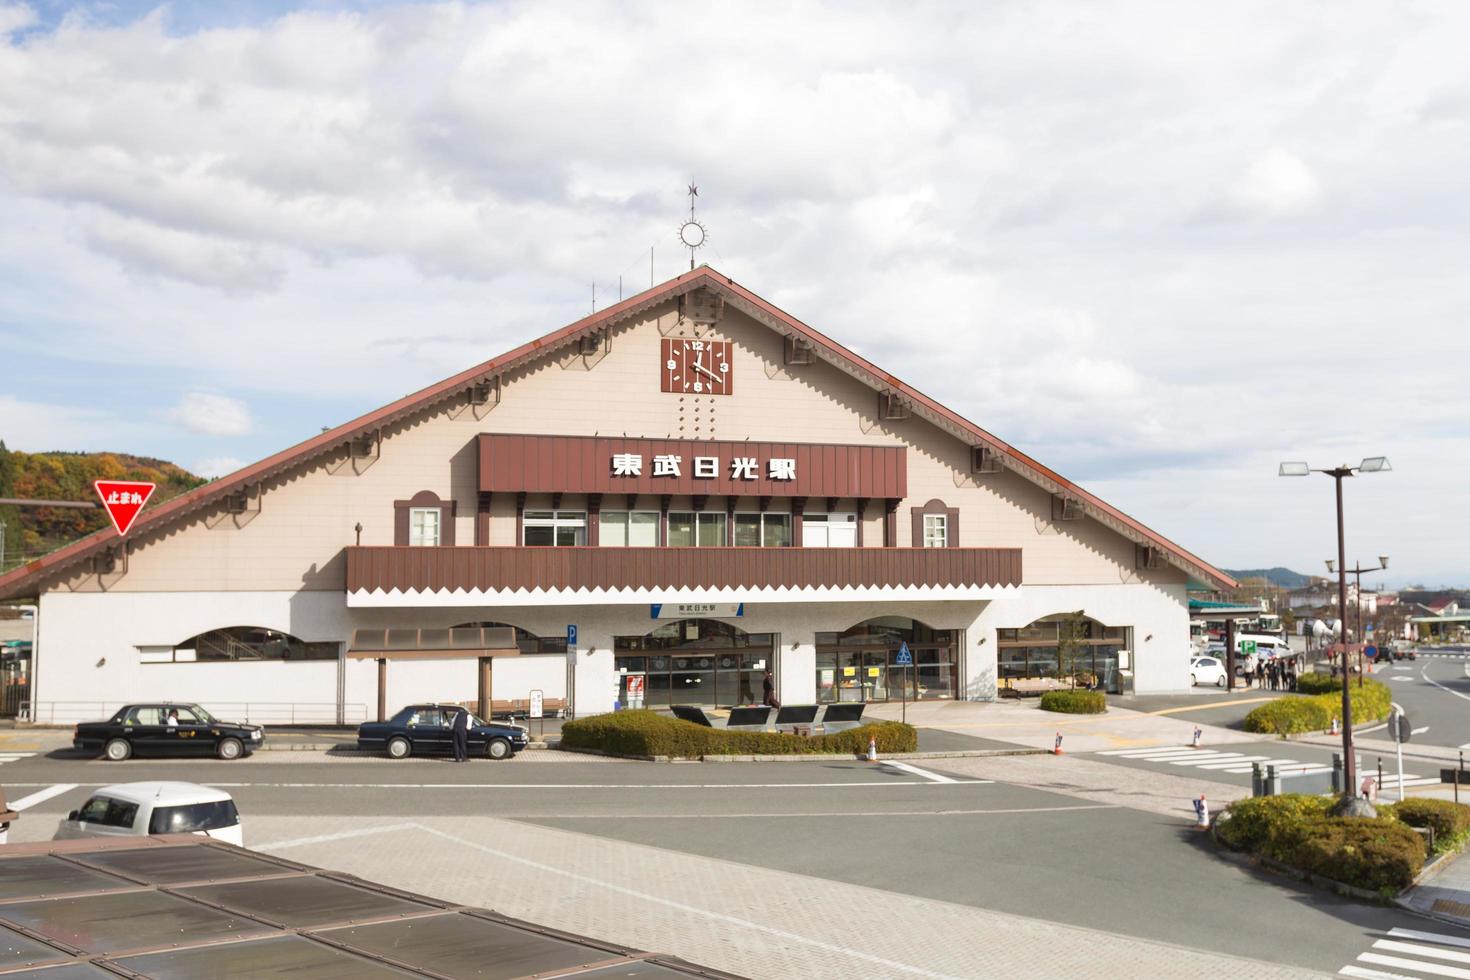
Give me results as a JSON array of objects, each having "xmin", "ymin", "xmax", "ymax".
[{"xmin": 661, "ymin": 337, "xmax": 733, "ymax": 395}]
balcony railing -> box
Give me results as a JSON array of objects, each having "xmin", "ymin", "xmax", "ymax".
[{"xmin": 346, "ymin": 546, "xmax": 1021, "ymax": 596}]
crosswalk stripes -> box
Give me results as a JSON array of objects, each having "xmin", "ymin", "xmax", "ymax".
[
  {"xmin": 0, "ymin": 753, "xmax": 35, "ymax": 766},
  {"xmin": 1095, "ymin": 746, "xmax": 1434, "ymax": 784},
  {"xmin": 1341, "ymin": 927, "xmax": 1470, "ymax": 978}
]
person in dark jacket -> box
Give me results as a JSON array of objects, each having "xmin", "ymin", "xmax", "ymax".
[
  {"xmin": 762, "ymin": 671, "xmax": 781, "ymax": 710},
  {"xmin": 452, "ymin": 707, "xmax": 470, "ymax": 762}
]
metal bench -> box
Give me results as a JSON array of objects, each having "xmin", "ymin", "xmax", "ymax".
[
  {"xmin": 725, "ymin": 706, "xmax": 773, "ymax": 731},
  {"xmin": 817, "ymin": 703, "xmax": 866, "ymax": 733},
  {"xmin": 670, "ymin": 705, "xmax": 715, "ymax": 727}
]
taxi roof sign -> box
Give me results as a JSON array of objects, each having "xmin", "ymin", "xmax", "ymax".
[{"xmin": 94, "ymin": 480, "xmax": 156, "ymax": 536}]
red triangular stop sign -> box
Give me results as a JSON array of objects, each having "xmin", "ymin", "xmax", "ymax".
[{"xmin": 94, "ymin": 480, "xmax": 157, "ymax": 536}]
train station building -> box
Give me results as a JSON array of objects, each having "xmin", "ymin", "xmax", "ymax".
[{"xmin": 0, "ymin": 267, "xmax": 1234, "ymax": 724}]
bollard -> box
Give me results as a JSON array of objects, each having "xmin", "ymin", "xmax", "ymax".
[
  {"xmin": 1193, "ymin": 794, "xmax": 1210, "ymax": 829},
  {"xmin": 1191, "ymin": 726, "xmax": 1202, "ymax": 748},
  {"xmin": 866, "ymin": 736, "xmax": 878, "ymax": 763},
  {"xmin": 1329, "ymin": 717, "xmax": 1340, "ymax": 736},
  {"xmin": 1251, "ymin": 761, "xmax": 1263, "ymax": 797},
  {"xmin": 1053, "ymin": 732, "xmax": 1064, "ymax": 755}
]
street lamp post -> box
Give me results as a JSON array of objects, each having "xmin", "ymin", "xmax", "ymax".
[
  {"xmin": 1279, "ymin": 457, "xmax": 1390, "ymax": 802},
  {"xmin": 1326, "ymin": 555, "xmax": 1389, "ymax": 688}
]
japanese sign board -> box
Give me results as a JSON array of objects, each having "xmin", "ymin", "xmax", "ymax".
[
  {"xmin": 651, "ymin": 603, "xmax": 744, "ymax": 620},
  {"xmin": 94, "ymin": 481, "xmax": 156, "ymax": 536},
  {"xmin": 529, "ymin": 690, "xmax": 544, "ymax": 719},
  {"xmin": 626, "ymin": 675, "xmax": 645, "ymax": 698}
]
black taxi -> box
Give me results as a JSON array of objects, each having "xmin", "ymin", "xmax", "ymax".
[
  {"xmin": 357, "ymin": 704, "xmax": 529, "ymax": 760},
  {"xmin": 74, "ymin": 703, "xmax": 265, "ymax": 761}
]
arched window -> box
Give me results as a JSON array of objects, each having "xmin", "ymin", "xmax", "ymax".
[
  {"xmin": 452, "ymin": 622, "xmax": 566, "ymax": 654},
  {"xmin": 161, "ymin": 627, "xmax": 339, "ymax": 663},
  {"xmin": 815, "ymin": 617, "xmax": 958, "ymax": 703},
  {"xmin": 997, "ymin": 613, "xmax": 1131, "ymax": 692}
]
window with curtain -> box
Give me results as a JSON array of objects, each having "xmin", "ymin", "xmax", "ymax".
[
  {"xmin": 601, "ymin": 511, "xmax": 659, "ymax": 547},
  {"xmin": 734, "ymin": 513, "xmax": 791, "ymax": 547},
  {"xmin": 667, "ymin": 512, "xmax": 727, "ymax": 547}
]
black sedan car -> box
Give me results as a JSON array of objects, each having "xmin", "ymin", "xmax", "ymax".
[
  {"xmin": 74, "ymin": 703, "xmax": 265, "ymax": 761},
  {"xmin": 357, "ymin": 705, "xmax": 529, "ymax": 760}
]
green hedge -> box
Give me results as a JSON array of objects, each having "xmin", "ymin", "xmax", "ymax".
[
  {"xmin": 1243, "ymin": 679, "xmax": 1391, "ymax": 735},
  {"xmin": 1294, "ymin": 672, "xmax": 1341, "ymax": 696},
  {"xmin": 1384, "ymin": 799, "xmax": 1470, "ymax": 854},
  {"xmin": 1038, "ymin": 690, "xmax": 1106, "ymax": 714},
  {"xmin": 559, "ymin": 710, "xmax": 918, "ymax": 758},
  {"xmin": 1218, "ymin": 793, "xmax": 1429, "ymax": 893}
]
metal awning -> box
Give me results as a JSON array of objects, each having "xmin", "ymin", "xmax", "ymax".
[{"xmin": 346, "ymin": 625, "xmax": 521, "ymax": 661}]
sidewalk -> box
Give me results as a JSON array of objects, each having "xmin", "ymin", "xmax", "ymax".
[
  {"xmin": 1402, "ymin": 850, "xmax": 1470, "ymax": 928},
  {"xmin": 865, "ymin": 698, "xmax": 1266, "ymax": 753}
]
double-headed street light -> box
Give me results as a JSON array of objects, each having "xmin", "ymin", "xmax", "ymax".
[{"xmin": 1279, "ymin": 457, "xmax": 1391, "ymax": 801}]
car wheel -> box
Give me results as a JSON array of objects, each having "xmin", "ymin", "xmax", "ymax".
[
  {"xmin": 387, "ymin": 736, "xmax": 411, "ymax": 759},
  {"xmin": 216, "ymin": 737, "xmax": 243, "ymax": 761},
  {"xmin": 1216, "ymin": 675, "xmax": 1226, "ymax": 688},
  {"xmin": 1190, "ymin": 674, "xmax": 1198, "ymax": 686},
  {"xmin": 104, "ymin": 738, "xmax": 132, "ymax": 762},
  {"xmin": 486, "ymin": 737, "xmax": 512, "ymax": 760}
]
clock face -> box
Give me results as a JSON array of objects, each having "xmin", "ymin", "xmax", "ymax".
[{"xmin": 661, "ymin": 337, "xmax": 732, "ymax": 395}]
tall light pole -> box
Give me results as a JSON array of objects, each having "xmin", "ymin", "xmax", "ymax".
[
  {"xmin": 1326, "ymin": 555, "xmax": 1389, "ymax": 688},
  {"xmin": 1279, "ymin": 457, "xmax": 1390, "ymax": 801}
]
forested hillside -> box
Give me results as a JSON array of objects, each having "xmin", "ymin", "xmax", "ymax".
[{"xmin": 0, "ymin": 442, "xmax": 205, "ymax": 572}]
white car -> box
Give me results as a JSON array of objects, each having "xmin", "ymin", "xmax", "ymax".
[
  {"xmin": 1189, "ymin": 656, "xmax": 1227, "ymax": 688},
  {"xmin": 54, "ymin": 782, "xmax": 243, "ymax": 847}
]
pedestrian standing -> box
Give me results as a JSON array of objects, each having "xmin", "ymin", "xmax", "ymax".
[
  {"xmin": 451, "ymin": 706, "xmax": 469, "ymax": 763},
  {"xmin": 762, "ymin": 671, "xmax": 781, "ymax": 710}
]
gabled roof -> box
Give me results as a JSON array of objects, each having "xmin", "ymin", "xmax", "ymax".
[{"xmin": 0, "ymin": 266, "xmax": 1236, "ymax": 599}]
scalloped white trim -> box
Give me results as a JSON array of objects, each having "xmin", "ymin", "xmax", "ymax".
[{"xmin": 346, "ymin": 582, "xmax": 1016, "ymax": 608}]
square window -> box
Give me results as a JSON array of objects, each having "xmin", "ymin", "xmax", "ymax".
[{"xmin": 923, "ymin": 514, "xmax": 948, "ymax": 548}]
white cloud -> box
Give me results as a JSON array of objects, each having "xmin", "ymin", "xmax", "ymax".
[
  {"xmin": 193, "ymin": 456, "xmax": 244, "ymax": 479},
  {"xmin": 1229, "ymin": 149, "xmax": 1325, "ymax": 218},
  {"xmin": 0, "ymin": 2, "xmax": 1467, "ymax": 582},
  {"xmin": 0, "ymin": 4, "xmax": 34, "ymax": 37},
  {"xmin": 0, "ymin": 394, "xmax": 152, "ymax": 452},
  {"xmin": 168, "ymin": 393, "xmax": 252, "ymax": 436}
]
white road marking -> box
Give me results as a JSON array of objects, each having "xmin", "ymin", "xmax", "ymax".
[
  {"xmin": 1098, "ymin": 747, "xmax": 1204, "ymax": 758},
  {"xmin": 1388, "ymin": 929, "xmax": 1470, "ymax": 951},
  {"xmin": 1356, "ymin": 952, "xmax": 1470, "ymax": 978},
  {"xmin": 1194, "ymin": 756, "xmax": 1273, "ymax": 769},
  {"xmin": 6, "ymin": 780, "xmax": 991, "ymax": 791},
  {"xmin": 262, "ymin": 822, "xmax": 967, "ymax": 980},
  {"xmin": 1422, "ymin": 665, "xmax": 1470, "ymax": 704},
  {"xmin": 9, "ymin": 783, "xmax": 78, "ymax": 811},
  {"xmin": 1222, "ymin": 759, "xmax": 1302, "ymax": 773},
  {"xmin": 1166, "ymin": 753, "xmax": 1247, "ymax": 766},
  {"xmin": 1373, "ymin": 939, "xmax": 1470, "ymax": 965},
  {"xmin": 881, "ymin": 761, "xmax": 958, "ymax": 783},
  {"xmin": 1339, "ymin": 965, "xmax": 1419, "ymax": 979},
  {"xmin": 1413, "ymin": 727, "xmax": 1430, "ymax": 735},
  {"xmin": 548, "ymin": 804, "xmax": 1124, "ymax": 819}
]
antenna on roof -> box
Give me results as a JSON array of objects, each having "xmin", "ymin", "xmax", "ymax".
[{"xmin": 677, "ymin": 182, "xmax": 708, "ymax": 271}]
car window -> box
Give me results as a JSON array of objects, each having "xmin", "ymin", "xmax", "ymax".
[
  {"xmin": 77, "ymin": 796, "xmax": 112, "ymax": 822},
  {"xmin": 407, "ymin": 709, "xmax": 444, "ymax": 727},
  {"xmin": 105, "ymin": 799, "xmax": 139, "ymax": 828},
  {"xmin": 173, "ymin": 706, "xmax": 203, "ymax": 723},
  {"xmin": 390, "ymin": 708, "xmax": 415, "ymax": 725},
  {"xmin": 149, "ymin": 800, "xmax": 240, "ymax": 835},
  {"xmin": 125, "ymin": 706, "xmax": 164, "ymax": 726}
]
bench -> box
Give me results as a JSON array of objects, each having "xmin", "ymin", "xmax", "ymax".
[{"xmin": 999, "ymin": 677, "xmax": 1072, "ymax": 698}]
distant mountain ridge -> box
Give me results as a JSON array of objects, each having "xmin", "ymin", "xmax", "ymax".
[
  {"xmin": 0, "ymin": 444, "xmax": 205, "ymax": 572},
  {"xmin": 1223, "ymin": 567, "xmax": 1314, "ymax": 589}
]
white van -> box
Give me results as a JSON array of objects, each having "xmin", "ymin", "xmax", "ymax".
[{"xmin": 54, "ymin": 782, "xmax": 243, "ymax": 847}]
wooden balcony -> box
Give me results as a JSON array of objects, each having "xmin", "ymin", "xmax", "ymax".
[{"xmin": 345, "ymin": 546, "xmax": 1021, "ymax": 598}]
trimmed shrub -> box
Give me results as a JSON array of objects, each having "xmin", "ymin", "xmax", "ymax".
[
  {"xmin": 1218, "ymin": 794, "xmax": 1427, "ymax": 893},
  {"xmin": 1294, "ymin": 672, "xmax": 1340, "ymax": 696},
  {"xmin": 1243, "ymin": 679, "xmax": 1391, "ymax": 735},
  {"xmin": 1038, "ymin": 690, "xmax": 1106, "ymax": 714},
  {"xmin": 1390, "ymin": 798, "xmax": 1470, "ymax": 852},
  {"xmin": 1216, "ymin": 793, "xmax": 1331, "ymax": 854},
  {"xmin": 559, "ymin": 710, "xmax": 918, "ymax": 758}
]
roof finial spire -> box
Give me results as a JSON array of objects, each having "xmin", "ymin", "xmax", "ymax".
[{"xmin": 678, "ymin": 181, "xmax": 708, "ymax": 271}]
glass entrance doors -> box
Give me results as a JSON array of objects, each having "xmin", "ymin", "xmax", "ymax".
[
  {"xmin": 614, "ymin": 620, "xmax": 775, "ymax": 709},
  {"xmin": 815, "ymin": 618, "xmax": 958, "ymax": 703}
]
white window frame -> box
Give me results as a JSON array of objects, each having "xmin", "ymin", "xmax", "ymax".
[
  {"xmin": 523, "ymin": 510, "xmax": 588, "ymax": 547},
  {"xmin": 922, "ymin": 513, "xmax": 948, "ymax": 548},
  {"xmin": 802, "ymin": 512, "xmax": 857, "ymax": 548},
  {"xmin": 409, "ymin": 507, "xmax": 441, "ymax": 547},
  {"xmin": 601, "ymin": 510, "xmax": 660, "ymax": 547}
]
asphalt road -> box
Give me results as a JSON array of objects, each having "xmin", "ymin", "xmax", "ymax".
[
  {"xmin": 1377, "ymin": 652, "xmax": 1470, "ymax": 749},
  {"xmin": 5, "ymin": 749, "xmax": 1469, "ymax": 976}
]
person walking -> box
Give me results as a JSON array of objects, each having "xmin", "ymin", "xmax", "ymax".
[
  {"xmin": 451, "ymin": 706, "xmax": 470, "ymax": 763},
  {"xmin": 762, "ymin": 671, "xmax": 781, "ymax": 710}
]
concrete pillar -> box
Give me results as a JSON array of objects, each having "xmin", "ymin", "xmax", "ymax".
[{"xmin": 377, "ymin": 658, "xmax": 387, "ymax": 722}]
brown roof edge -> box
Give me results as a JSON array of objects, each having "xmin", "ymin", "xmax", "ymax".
[{"xmin": 0, "ymin": 265, "xmax": 1234, "ymax": 598}]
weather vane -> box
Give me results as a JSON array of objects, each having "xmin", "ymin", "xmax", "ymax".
[{"xmin": 678, "ymin": 181, "xmax": 707, "ymax": 270}]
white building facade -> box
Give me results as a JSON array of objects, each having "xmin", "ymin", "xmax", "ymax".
[{"xmin": 0, "ymin": 269, "xmax": 1234, "ymax": 725}]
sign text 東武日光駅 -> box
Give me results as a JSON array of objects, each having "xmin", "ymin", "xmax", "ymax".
[{"xmin": 611, "ymin": 453, "xmax": 795, "ymax": 480}]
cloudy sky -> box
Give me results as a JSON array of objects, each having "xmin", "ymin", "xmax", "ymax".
[{"xmin": 1, "ymin": 1, "xmax": 1466, "ymax": 587}]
